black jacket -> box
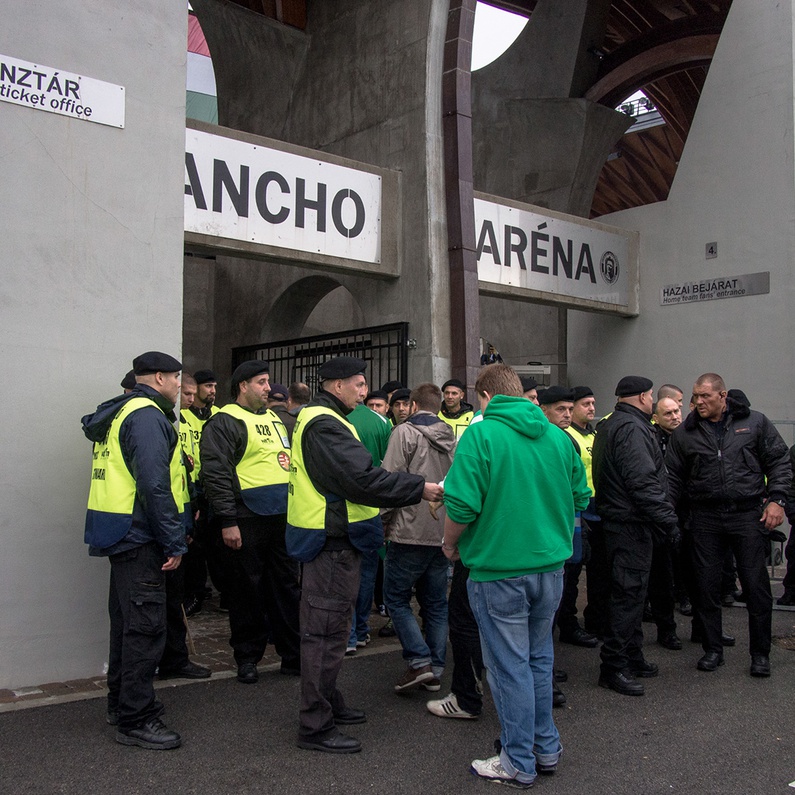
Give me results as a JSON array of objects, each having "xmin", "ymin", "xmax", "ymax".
[
  {"xmin": 592, "ymin": 403, "xmax": 678, "ymax": 534},
  {"xmin": 301, "ymin": 391, "xmax": 425, "ymax": 538},
  {"xmin": 666, "ymin": 399, "xmax": 791, "ymax": 509}
]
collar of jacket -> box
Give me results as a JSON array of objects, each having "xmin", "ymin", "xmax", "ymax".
[
  {"xmin": 615, "ymin": 402, "xmax": 652, "ymax": 423},
  {"xmin": 314, "ymin": 389, "xmax": 353, "ymax": 417},
  {"xmin": 408, "ymin": 410, "xmax": 444, "ymax": 427},
  {"xmin": 683, "ymin": 397, "xmax": 750, "ymax": 431}
]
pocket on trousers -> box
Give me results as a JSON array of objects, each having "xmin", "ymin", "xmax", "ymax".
[
  {"xmin": 306, "ymin": 594, "xmax": 350, "ymax": 636},
  {"xmin": 483, "ymin": 579, "xmax": 527, "ymax": 618},
  {"xmin": 129, "ymin": 590, "xmax": 166, "ymax": 636}
]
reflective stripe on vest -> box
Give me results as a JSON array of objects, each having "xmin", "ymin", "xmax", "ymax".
[
  {"xmin": 438, "ymin": 410, "xmax": 473, "ymax": 440},
  {"xmin": 85, "ymin": 397, "xmax": 184, "ymax": 548},
  {"xmin": 286, "ymin": 405, "xmax": 382, "ymax": 562},
  {"xmin": 217, "ymin": 403, "xmax": 290, "ymax": 516}
]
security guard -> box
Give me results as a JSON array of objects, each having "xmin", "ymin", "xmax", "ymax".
[
  {"xmin": 286, "ymin": 356, "xmax": 443, "ymax": 754},
  {"xmin": 200, "ymin": 359, "xmax": 301, "ymax": 684},
  {"xmin": 82, "ymin": 351, "xmax": 187, "ymax": 750},
  {"xmin": 438, "ymin": 378, "xmax": 474, "ymax": 439}
]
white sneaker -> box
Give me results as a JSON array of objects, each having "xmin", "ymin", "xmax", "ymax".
[
  {"xmin": 356, "ymin": 634, "xmax": 370, "ymax": 648},
  {"xmin": 345, "ymin": 645, "xmax": 357, "ymax": 656},
  {"xmin": 470, "ymin": 756, "xmax": 534, "ymax": 789},
  {"xmin": 426, "ymin": 692, "xmax": 478, "ymax": 719}
]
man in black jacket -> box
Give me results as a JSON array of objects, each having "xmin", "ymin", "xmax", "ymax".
[
  {"xmin": 666, "ymin": 373, "xmax": 791, "ymax": 677},
  {"xmin": 592, "ymin": 376, "xmax": 680, "ymax": 697}
]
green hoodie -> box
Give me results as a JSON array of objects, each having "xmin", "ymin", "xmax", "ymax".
[{"xmin": 444, "ymin": 394, "xmax": 590, "ymax": 582}]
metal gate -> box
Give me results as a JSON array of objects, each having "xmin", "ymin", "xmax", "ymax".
[{"xmin": 232, "ymin": 322, "xmax": 409, "ymax": 394}]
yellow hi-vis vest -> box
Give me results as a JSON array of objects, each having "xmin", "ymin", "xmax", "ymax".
[
  {"xmin": 85, "ymin": 397, "xmax": 184, "ymax": 549},
  {"xmin": 216, "ymin": 403, "xmax": 291, "ymax": 516},
  {"xmin": 565, "ymin": 425, "xmax": 595, "ymax": 495},
  {"xmin": 181, "ymin": 405, "xmax": 218, "ymax": 478},
  {"xmin": 438, "ymin": 409, "xmax": 474, "ymax": 440},
  {"xmin": 286, "ymin": 405, "xmax": 382, "ymax": 562}
]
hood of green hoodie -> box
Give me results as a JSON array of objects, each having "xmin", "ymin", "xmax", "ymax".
[{"xmin": 482, "ymin": 394, "xmax": 549, "ymax": 438}]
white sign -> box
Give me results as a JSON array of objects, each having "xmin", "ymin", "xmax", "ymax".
[
  {"xmin": 660, "ymin": 271, "xmax": 769, "ymax": 306},
  {"xmin": 474, "ymin": 196, "xmax": 634, "ymax": 311},
  {"xmin": 0, "ymin": 54, "xmax": 124, "ymax": 128},
  {"xmin": 185, "ymin": 128, "xmax": 382, "ymax": 264}
]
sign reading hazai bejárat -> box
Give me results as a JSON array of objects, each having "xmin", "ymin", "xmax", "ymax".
[{"xmin": 660, "ymin": 272, "xmax": 769, "ymax": 306}]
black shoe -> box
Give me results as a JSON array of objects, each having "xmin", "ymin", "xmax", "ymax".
[
  {"xmin": 628, "ymin": 659, "xmax": 659, "ymax": 678},
  {"xmin": 552, "ymin": 681, "xmax": 566, "ymax": 707},
  {"xmin": 159, "ymin": 661, "xmax": 211, "ymax": 680},
  {"xmin": 720, "ymin": 593, "xmax": 735, "ymax": 606},
  {"xmin": 116, "ymin": 717, "xmax": 181, "ymax": 750},
  {"xmin": 237, "ymin": 663, "xmax": 258, "ymax": 684},
  {"xmin": 750, "ymin": 654, "xmax": 771, "ymax": 677},
  {"xmin": 297, "ymin": 731, "xmax": 362, "ymax": 754},
  {"xmin": 678, "ymin": 599, "xmax": 693, "ymax": 616},
  {"xmin": 183, "ymin": 594, "xmax": 203, "ymax": 617},
  {"xmin": 697, "ymin": 652, "xmax": 725, "ymax": 672},
  {"xmin": 554, "ymin": 668, "xmax": 568, "ymax": 683},
  {"xmin": 657, "ymin": 632, "xmax": 683, "ymax": 651},
  {"xmin": 378, "ymin": 618, "xmax": 396, "ymax": 637},
  {"xmin": 777, "ymin": 591, "xmax": 795, "ymax": 606},
  {"xmin": 598, "ymin": 669, "xmax": 644, "ymax": 696},
  {"xmin": 733, "ymin": 590, "xmax": 746, "ymax": 603},
  {"xmin": 690, "ymin": 629, "xmax": 735, "ymax": 647},
  {"xmin": 333, "ymin": 707, "xmax": 367, "ymax": 725},
  {"xmin": 559, "ymin": 627, "xmax": 599, "ymax": 648}
]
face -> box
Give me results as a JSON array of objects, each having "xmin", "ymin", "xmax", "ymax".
[
  {"xmin": 692, "ymin": 381, "xmax": 727, "ymax": 422},
  {"xmin": 638, "ymin": 389, "xmax": 655, "ymax": 415},
  {"xmin": 239, "ymin": 373, "xmax": 270, "ymax": 411},
  {"xmin": 337, "ymin": 375, "xmax": 368, "ymax": 411},
  {"xmin": 443, "ymin": 387, "xmax": 464, "ymax": 410},
  {"xmin": 180, "ymin": 382, "xmax": 197, "ymax": 410},
  {"xmin": 653, "ymin": 397, "xmax": 682, "ymax": 432},
  {"xmin": 158, "ymin": 372, "xmax": 182, "ymax": 405},
  {"xmin": 543, "ymin": 401, "xmax": 573, "ymax": 429},
  {"xmin": 572, "ymin": 396, "xmax": 596, "ymax": 425},
  {"xmin": 392, "ymin": 399, "xmax": 411, "ymax": 423},
  {"xmin": 196, "ymin": 381, "xmax": 217, "ymax": 406},
  {"xmin": 524, "ymin": 388, "xmax": 539, "ymax": 405},
  {"xmin": 366, "ymin": 398, "xmax": 389, "ymax": 416}
]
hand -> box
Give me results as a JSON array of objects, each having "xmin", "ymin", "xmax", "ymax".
[
  {"xmin": 668, "ymin": 529, "xmax": 682, "ymax": 551},
  {"xmin": 442, "ymin": 544, "xmax": 460, "ymax": 562},
  {"xmin": 222, "ymin": 525, "xmax": 243, "ymax": 549},
  {"xmin": 761, "ymin": 502, "xmax": 785, "ymax": 530},
  {"xmin": 422, "ymin": 482, "xmax": 444, "ymax": 502},
  {"xmin": 162, "ymin": 555, "xmax": 182, "ymax": 571}
]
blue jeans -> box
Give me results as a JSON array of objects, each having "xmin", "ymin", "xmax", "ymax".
[
  {"xmin": 468, "ymin": 570, "xmax": 564, "ymax": 783},
  {"xmin": 348, "ymin": 548, "xmax": 380, "ymax": 647},
  {"xmin": 383, "ymin": 543, "xmax": 448, "ymax": 675}
]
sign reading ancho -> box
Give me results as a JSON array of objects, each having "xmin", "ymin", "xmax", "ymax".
[
  {"xmin": 660, "ymin": 272, "xmax": 770, "ymax": 306},
  {"xmin": 474, "ymin": 194, "xmax": 637, "ymax": 315},
  {"xmin": 185, "ymin": 128, "xmax": 382, "ymax": 265},
  {"xmin": 0, "ymin": 54, "xmax": 124, "ymax": 127}
]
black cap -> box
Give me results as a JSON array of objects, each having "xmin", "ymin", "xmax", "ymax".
[
  {"xmin": 318, "ymin": 356, "xmax": 366, "ymax": 380},
  {"xmin": 615, "ymin": 376, "xmax": 653, "ymax": 397},
  {"xmin": 572, "ymin": 386, "xmax": 594, "ymax": 402},
  {"xmin": 381, "ymin": 380, "xmax": 404, "ymax": 393},
  {"xmin": 231, "ymin": 360, "xmax": 269, "ymax": 385},
  {"xmin": 366, "ymin": 390, "xmax": 389, "ymax": 403},
  {"xmin": 389, "ymin": 388, "xmax": 411, "ymax": 406},
  {"xmin": 194, "ymin": 369, "xmax": 217, "ymax": 385},
  {"xmin": 132, "ymin": 351, "xmax": 182, "ymax": 375},
  {"xmin": 538, "ymin": 386, "xmax": 576, "ymax": 405},
  {"xmin": 120, "ymin": 370, "xmax": 136, "ymax": 390},
  {"xmin": 442, "ymin": 379, "xmax": 466, "ymax": 392},
  {"xmin": 269, "ymin": 383, "xmax": 288, "ymax": 401},
  {"xmin": 520, "ymin": 376, "xmax": 538, "ymax": 392}
]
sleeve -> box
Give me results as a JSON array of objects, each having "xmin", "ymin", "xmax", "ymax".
[
  {"xmin": 303, "ymin": 417, "xmax": 425, "ymax": 508},
  {"xmin": 442, "ymin": 431, "xmax": 488, "ymax": 525},
  {"xmin": 381, "ymin": 425, "xmax": 414, "ymax": 474},
  {"xmin": 199, "ymin": 414, "xmax": 247, "ymax": 527},
  {"xmin": 121, "ymin": 408, "xmax": 187, "ymax": 558},
  {"xmin": 664, "ymin": 429, "xmax": 686, "ymax": 508},
  {"xmin": 570, "ymin": 449, "xmax": 591, "ymax": 512},
  {"xmin": 758, "ymin": 415, "xmax": 792, "ymax": 501}
]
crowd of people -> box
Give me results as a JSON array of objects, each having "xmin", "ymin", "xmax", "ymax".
[{"xmin": 81, "ymin": 351, "xmax": 794, "ymax": 789}]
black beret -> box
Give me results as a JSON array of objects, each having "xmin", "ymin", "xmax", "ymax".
[
  {"xmin": 381, "ymin": 380, "xmax": 404, "ymax": 394},
  {"xmin": 538, "ymin": 385, "xmax": 576, "ymax": 405},
  {"xmin": 389, "ymin": 388, "xmax": 412, "ymax": 406},
  {"xmin": 366, "ymin": 390, "xmax": 389, "ymax": 403},
  {"xmin": 318, "ymin": 356, "xmax": 366, "ymax": 381},
  {"xmin": 269, "ymin": 383, "xmax": 288, "ymax": 401},
  {"xmin": 120, "ymin": 370, "xmax": 136, "ymax": 390},
  {"xmin": 231, "ymin": 359, "xmax": 269, "ymax": 385},
  {"xmin": 615, "ymin": 376, "xmax": 653, "ymax": 397},
  {"xmin": 572, "ymin": 386, "xmax": 594, "ymax": 402},
  {"xmin": 442, "ymin": 379, "xmax": 466, "ymax": 392},
  {"xmin": 193, "ymin": 369, "xmax": 217, "ymax": 385},
  {"xmin": 520, "ymin": 376, "xmax": 538, "ymax": 391},
  {"xmin": 132, "ymin": 351, "xmax": 182, "ymax": 375}
]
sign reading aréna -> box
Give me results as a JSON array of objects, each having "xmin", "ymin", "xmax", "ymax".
[
  {"xmin": 0, "ymin": 54, "xmax": 124, "ymax": 127},
  {"xmin": 660, "ymin": 272, "xmax": 769, "ymax": 306},
  {"xmin": 474, "ymin": 194, "xmax": 637, "ymax": 315}
]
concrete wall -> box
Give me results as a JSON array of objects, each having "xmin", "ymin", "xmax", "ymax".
[
  {"xmin": 0, "ymin": 3, "xmax": 187, "ymax": 688},
  {"xmin": 568, "ymin": 0, "xmax": 795, "ymax": 429}
]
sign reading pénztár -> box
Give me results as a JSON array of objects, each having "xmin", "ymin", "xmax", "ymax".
[
  {"xmin": 0, "ymin": 54, "xmax": 124, "ymax": 127},
  {"xmin": 660, "ymin": 271, "xmax": 770, "ymax": 306},
  {"xmin": 474, "ymin": 194, "xmax": 636, "ymax": 314}
]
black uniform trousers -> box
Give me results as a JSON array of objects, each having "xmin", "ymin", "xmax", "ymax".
[
  {"xmin": 690, "ymin": 507, "xmax": 772, "ymax": 655},
  {"xmin": 299, "ymin": 545, "xmax": 360, "ymax": 739},
  {"xmin": 600, "ymin": 521, "xmax": 653, "ymax": 674},
  {"xmin": 647, "ymin": 542, "xmax": 677, "ymax": 636},
  {"xmin": 107, "ymin": 541, "xmax": 167, "ymax": 730},
  {"xmin": 448, "ymin": 560, "xmax": 484, "ymax": 715},
  {"xmin": 159, "ymin": 566, "xmax": 190, "ymax": 673},
  {"xmin": 583, "ymin": 518, "xmax": 610, "ymax": 638},
  {"xmin": 222, "ymin": 514, "xmax": 301, "ymax": 667}
]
